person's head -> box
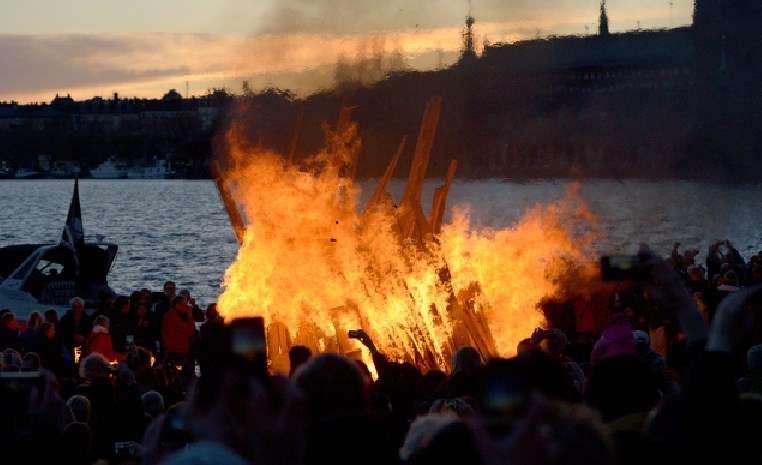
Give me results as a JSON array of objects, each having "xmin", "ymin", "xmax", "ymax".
[
  {"xmin": 517, "ymin": 338, "xmax": 535, "ymax": 354},
  {"xmin": 93, "ymin": 314, "xmax": 110, "ymax": 331},
  {"xmin": 1, "ymin": 311, "xmax": 17, "ymax": 330},
  {"xmin": 97, "ymin": 290, "xmax": 115, "ymax": 304},
  {"xmin": 66, "ymin": 394, "xmax": 91, "ymax": 423},
  {"xmin": 27, "ymin": 311, "xmax": 42, "ymax": 330},
  {"xmin": 135, "ymin": 302, "xmax": 148, "ymax": 318},
  {"xmin": 44, "ymin": 308, "xmax": 59, "ymax": 323},
  {"xmin": 41, "ymin": 321, "xmax": 56, "ymax": 339},
  {"xmin": 178, "ymin": 289, "xmax": 191, "ymax": 301},
  {"xmin": 163, "ymin": 281, "xmax": 177, "ymax": 298},
  {"xmin": 451, "ymin": 346, "xmax": 484, "ymax": 375},
  {"xmin": 63, "ymin": 422, "xmax": 92, "ymax": 463},
  {"xmin": 753, "ymin": 265, "xmax": 762, "ymax": 283},
  {"xmin": 724, "ymin": 270, "xmax": 738, "ymax": 286},
  {"xmin": 293, "ymin": 352, "xmax": 367, "ymax": 420},
  {"xmin": 585, "ymin": 354, "xmax": 660, "ymax": 423},
  {"xmin": 288, "ymin": 345, "xmax": 312, "ymax": 376},
  {"xmin": 114, "ymin": 295, "xmax": 130, "ymax": 313},
  {"xmin": 69, "ymin": 297, "xmax": 85, "ymax": 317},
  {"xmin": 141, "ymin": 390, "xmax": 165, "ymax": 418},
  {"xmin": 400, "ymin": 413, "xmax": 483, "ymax": 465},
  {"xmin": 79, "ymin": 352, "xmax": 109, "ymax": 380},
  {"xmin": 2, "ymin": 349, "xmax": 22, "ymax": 371},
  {"xmin": 171, "ymin": 295, "xmax": 187, "ymax": 311},
  {"xmin": 690, "ymin": 266, "xmax": 705, "ymax": 281},
  {"xmin": 21, "ymin": 352, "xmax": 41, "ymax": 371},
  {"xmin": 205, "ymin": 303, "xmax": 219, "ymax": 321}
]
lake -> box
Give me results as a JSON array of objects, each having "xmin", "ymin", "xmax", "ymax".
[{"xmin": 2, "ymin": 178, "xmax": 761, "ymax": 309}]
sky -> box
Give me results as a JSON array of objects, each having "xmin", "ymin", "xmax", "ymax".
[{"xmin": 0, "ymin": 0, "xmax": 694, "ymax": 104}]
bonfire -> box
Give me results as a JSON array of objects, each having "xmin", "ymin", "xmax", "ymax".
[{"xmin": 214, "ymin": 97, "xmax": 599, "ymax": 374}]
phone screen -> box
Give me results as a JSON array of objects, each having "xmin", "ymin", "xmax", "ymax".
[
  {"xmin": 601, "ymin": 255, "xmax": 643, "ymax": 281},
  {"xmin": 229, "ymin": 317, "xmax": 267, "ymax": 378}
]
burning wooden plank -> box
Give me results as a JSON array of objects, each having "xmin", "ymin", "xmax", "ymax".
[
  {"xmin": 287, "ymin": 107, "xmax": 304, "ymax": 165},
  {"xmin": 363, "ymin": 136, "xmax": 406, "ymax": 216},
  {"xmin": 428, "ymin": 159, "xmax": 458, "ymax": 234},
  {"xmin": 210, "ymin": 160, "xmax": 245, "ymax": 246},
  {"xmin": 397, "ymin": 96, "xmax": 442, "ymax": 246}
]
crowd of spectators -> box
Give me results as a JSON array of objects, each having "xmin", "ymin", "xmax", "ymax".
[{"xmin": 1, "ymin": 241, "xmax": 761, "ymax": 465}]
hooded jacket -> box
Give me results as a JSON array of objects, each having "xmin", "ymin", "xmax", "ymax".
[{"xmin": 590, "ymin": 312, "xmax": 637, "ymax": 364}]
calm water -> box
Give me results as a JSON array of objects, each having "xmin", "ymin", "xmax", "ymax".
[{"xmin": 2, "ymin": 179, "xmax": 761, "ymax": 308}]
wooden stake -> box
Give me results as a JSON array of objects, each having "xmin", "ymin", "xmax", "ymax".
[
  {"xmin": 428, "ymin": 159, "xmax": 458, "ymax": 234},
  {"xmin": 287, "ymin": 107, "xmax": 304, "ymax": 165},
  {"xmin": 364, "ymin": 136, "xmax": 406, "ymax": 216},
  {"xmin": 210, "ymin": 160, "xmax": 245, "ymax": 246}
]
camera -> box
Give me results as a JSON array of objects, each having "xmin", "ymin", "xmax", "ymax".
[
  {"xmin": 600, "ymin": 255, "xmax": 649, "ymax": 281},
  {"xmin": 348, "ymin": 329, "xmax": 363, "ymax": 339}
]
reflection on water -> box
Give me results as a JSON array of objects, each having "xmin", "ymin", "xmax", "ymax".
[{"xmin": 1, "ymin": 179, "xmax": 760, "ymax": 308}]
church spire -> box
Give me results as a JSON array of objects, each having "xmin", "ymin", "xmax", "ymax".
[{"xmin": 599, "ymin": 0, "xmax": 610, "ymax": 36}]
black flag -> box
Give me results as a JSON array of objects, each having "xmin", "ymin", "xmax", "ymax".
[{"xmin": 61, "ymin": 177, "xmax": 84, "ymax": 249}]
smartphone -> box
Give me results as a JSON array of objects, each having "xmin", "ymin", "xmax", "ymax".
[
  {"xmin": 0, "ymin": 371, "xmax": 44, "ymax": 427},
  {"xmin": 126, "ymin": 335, "xmax": 134, "ymax": 344},
  {"xmin": 229, "ymin": 316, "xmax": 267, "ymax": 378},
  {"xmin": 600, "ymin": 255, "xmax": 648, "ymax": 281},
  {"xmin": 482, "ymin": 359, "xmax": 529, "ymax": 436}
]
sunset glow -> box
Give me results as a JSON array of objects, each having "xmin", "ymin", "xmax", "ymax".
[{"xmin": 0, "ymin": 1, "xmax": 694, "ymax": 103}]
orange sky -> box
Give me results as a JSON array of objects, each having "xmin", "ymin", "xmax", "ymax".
[{"xmin": 0, "ymin": 1, "xmax": 694, "ymax": 104}]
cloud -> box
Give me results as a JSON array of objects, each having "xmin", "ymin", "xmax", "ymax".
[
  {"xmin": 0, "ymin": 0, "xmax": 693, "ymax": 103},
  {"xmin": 0, "ymin": 28, "xmax": 465, "ymax": 102}
]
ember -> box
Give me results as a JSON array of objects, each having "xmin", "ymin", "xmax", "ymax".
[{"xmin": 216, "ymin": 97, "xmax": 599, "ymax": 374}]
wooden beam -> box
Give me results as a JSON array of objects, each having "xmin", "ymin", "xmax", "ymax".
[
  {"xmin": 210, "ymin": 160, "xmax": 245, "ymax": 246},
  {"xmin": 397, "ymin": 96, "xmax": 442, "ymax": 245},
  {"xmin": 364, "ymin": 136, "xmax": 406, "ymax": 216},
  {"xmin": 287, "ymin": 107, "xmax": 304, "ymax": 165},
  {"xmin": 331, "ymin": 105, "xmax": 357, "ymax": 168},
  {"xmin": 428, "ymin": 159, "xmax": 458, "ymax": 234}
]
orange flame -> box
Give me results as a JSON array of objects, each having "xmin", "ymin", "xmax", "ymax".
[{"xmin": 217, "ymin": 115, "xmax": 599, "ymax": 374}]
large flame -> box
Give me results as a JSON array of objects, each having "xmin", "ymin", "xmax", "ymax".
[{"xmin": 217, "ymin": 111, "xmax": 598, "ymax": 374}]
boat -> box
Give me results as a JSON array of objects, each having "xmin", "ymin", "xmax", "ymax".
[
  {"xmin": 90, "ymin": 157, "xmax": 128, "ymax": 179},
  {"xmin": 0, "ymin": 178, "xmax": 118, "ymax": 320},
  {"xmin": 48, "ymin": 160, "xmax": 82, "ymax": 179},
  {"xmin": 127, "ymin": 158, "xmax": 176, "ymax": 179},
  {"xmin": 0, "ymin": 162, "xmax": 15, "ymax": 179},
  {"xmin": 13, "ymin": 168, "xmax": 43, "ymax": 179}
]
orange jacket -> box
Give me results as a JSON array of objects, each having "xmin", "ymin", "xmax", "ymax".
[
  {"xmin": 162, "ymin": 308, "xmax": 196, "ymax": 355},
  {"xmin": 84, "ymin": 328, "xmax": 124, "ymax": 362}
]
